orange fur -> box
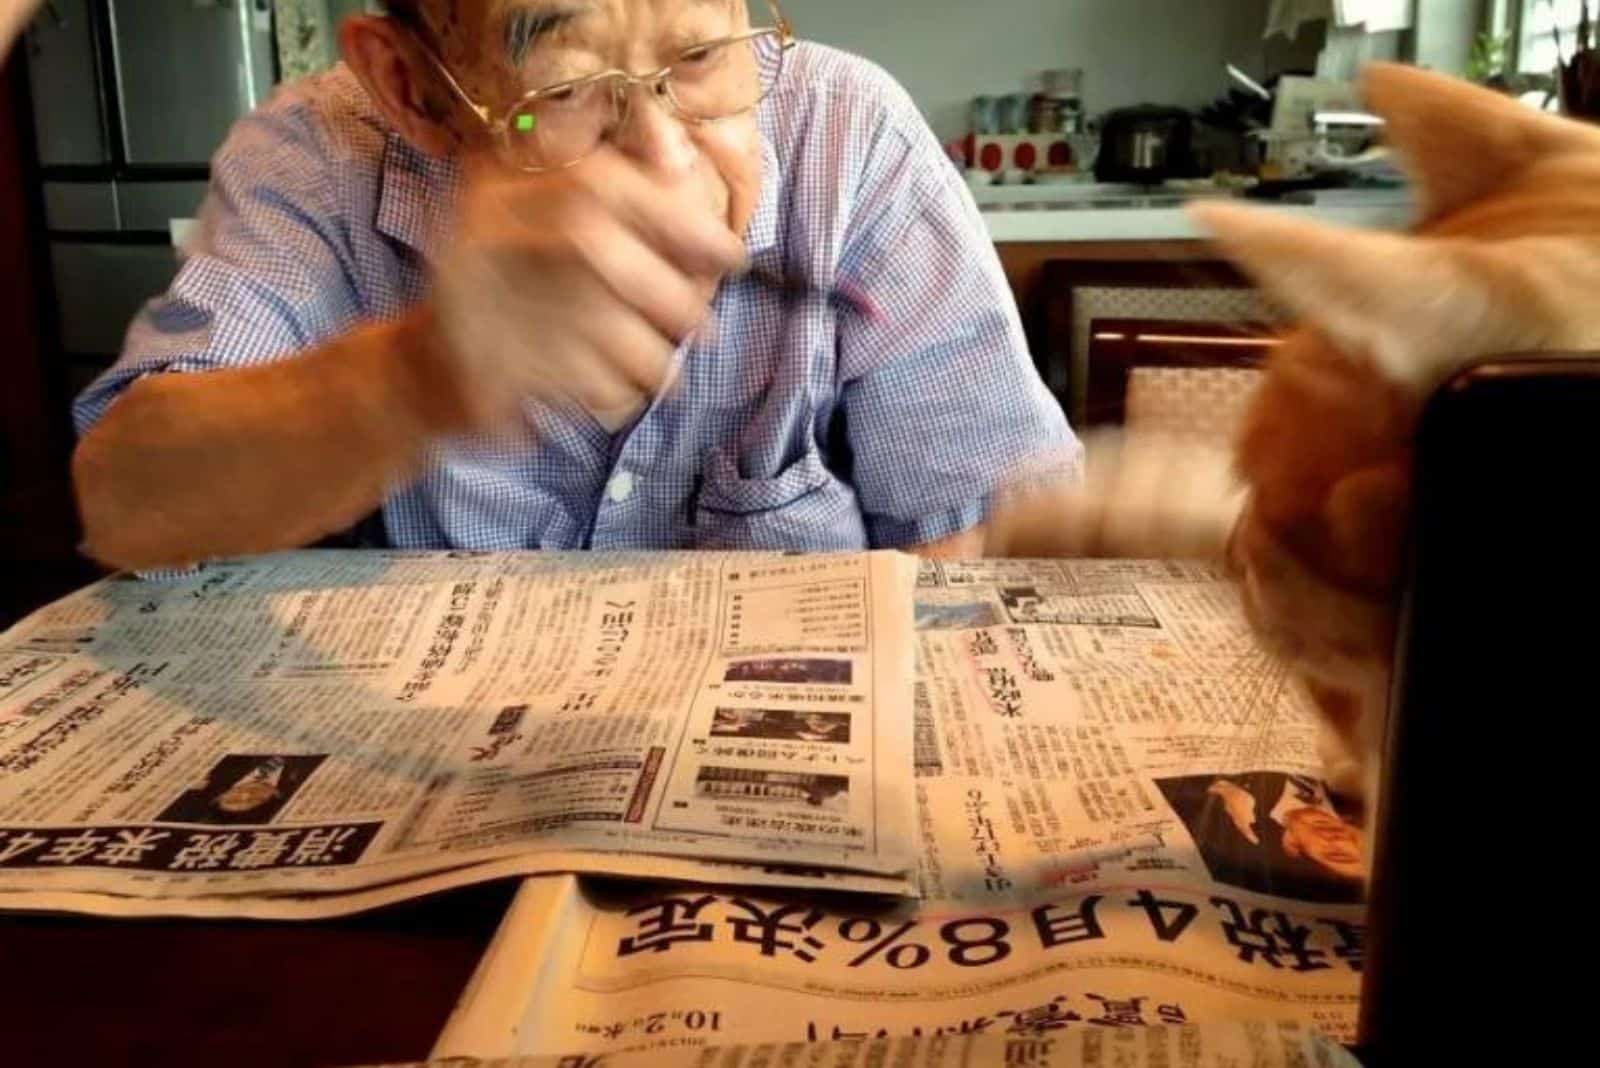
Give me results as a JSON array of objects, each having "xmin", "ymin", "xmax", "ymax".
[
  {"xmin": 1233, "ymin": 336, "xmax": 1415, "ymax": 595},
  {"xmin": 1219, "ymin": 68, "xmax": 1600, "ymax": 803},
  {"xmin": 993, "ymin": 64, "xmax": 1600, "ymax": 814}
]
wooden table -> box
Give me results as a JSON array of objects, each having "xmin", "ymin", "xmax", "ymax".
[{"xmin": 0, "ymin": 879, "xmax": 518, "ymax": 1067}]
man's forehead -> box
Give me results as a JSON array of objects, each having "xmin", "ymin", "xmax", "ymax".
[
  {"xmin": 415, "ymin": 0, "xmax": 752, "ymax": 87},
  {"xmin": 421, "ymin": 0, "xmax": 742, "ymax": 30}
]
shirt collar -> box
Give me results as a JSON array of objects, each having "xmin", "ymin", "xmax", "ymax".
[
  {"xmin": 376, "ymin": 127, "xmax": 780, "ymax": 259},
  {"xmin": 376, "ymin": 133, "xmax": 459, "ymax": 258}
]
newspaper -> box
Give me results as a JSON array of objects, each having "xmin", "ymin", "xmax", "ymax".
[
  {"xmin": 366, "ymin": 1023, "xmax": 1362, "ymax": 1068},
  {"xmin": 432, "ymin": 560, "xmax": 1367, "ymax": 1060},
  {"xmin": 0, "ymin": 550, "xmax": 921, "ymax": 914}
]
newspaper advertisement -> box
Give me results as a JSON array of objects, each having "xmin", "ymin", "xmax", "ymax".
[
  {"xmin": 0, "ymin": 550, "xmax": 920, "ymax": 914},
  {"xmin": 373, "ymin": 1023, "xmax": 1361, "ymax": 1068},
  {"xmin": 437, "ymin": 560, "xmax": 1367, "ymax": 1060}
]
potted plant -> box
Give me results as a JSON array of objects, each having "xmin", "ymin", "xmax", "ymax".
[{"xmin": 1465, "ymin": 28, "xmax": 1558, "ymax": 104}]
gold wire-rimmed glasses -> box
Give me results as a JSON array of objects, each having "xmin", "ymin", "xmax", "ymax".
[{"xmin": 410, "ymin": 2, "xmax": 796, "ymax": 172}]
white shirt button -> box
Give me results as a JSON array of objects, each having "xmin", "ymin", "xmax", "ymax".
[{"xmin": 607, "ymin": 471, "xmax": 636, "ymax": 503}]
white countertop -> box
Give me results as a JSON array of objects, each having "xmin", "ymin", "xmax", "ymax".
[
  {"xmin": 172, "ymin": 190, "xmax": 1417, "ymax": 249},
  {"xmin": 976, "ymin": 184, "xmax": 1417, "ymax": 243}
]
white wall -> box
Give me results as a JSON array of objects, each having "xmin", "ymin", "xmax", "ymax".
[
  {"xmin": 790, "ymin": 0, "xmax": 1322, "ymax": 140},
  {"xmin": 1412, "ymin": 0, "xmax": 1487, "ymax": 75}
]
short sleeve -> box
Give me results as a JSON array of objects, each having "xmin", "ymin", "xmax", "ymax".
[
  {"xmin": 832, "ymin": 88, "xmax": 1081, "ymax": 548},
  {"xmin": 72, "ymin": 99, "xmax": 365, "ymax": 436}
]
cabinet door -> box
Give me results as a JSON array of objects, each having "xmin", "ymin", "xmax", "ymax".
[
  {"xmin": 50, "ymin": 241, "xmax": 180, "ymax": 357},
  {"xmin": 23, "ymin": 0, "xmax": 111, "ymax": 166}
]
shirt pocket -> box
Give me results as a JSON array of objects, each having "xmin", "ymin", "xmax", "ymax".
[{"xmin": 694, "ymin": 444, "xmax": 868, "ymax": 551}]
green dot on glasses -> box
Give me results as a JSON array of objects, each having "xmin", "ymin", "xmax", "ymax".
[{"xmin": 515, "ymin": 113, "xmax": 536, "ymax": 133}]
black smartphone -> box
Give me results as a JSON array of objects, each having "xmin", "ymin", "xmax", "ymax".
[{"xmin": 1359, "ymin": 356, "xmax": 1600, "ymax": 1065}]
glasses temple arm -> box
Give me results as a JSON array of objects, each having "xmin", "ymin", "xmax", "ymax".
[{"xmin": 414, "ymin": 37, "xmax": 494, "ymax": 127}]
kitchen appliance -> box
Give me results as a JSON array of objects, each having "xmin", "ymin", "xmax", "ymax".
[
  {"xmin": 20, "ymin": 0, "xmax": 277, "ymax": 393},
  {"xmin": 1094, "ymin": 105, "xmax": 1199, "ymax": 185},
  {"xmin": 1311, "ymin": 109, "xmax": 1389, "ymax": 167},
  {"xmin": 1251, "ymin": 108, "xmax": 1391, "ymax": 181},
  {"xmin": 108, "ymin": 0, "xmax": 276, "ymax": 166}
]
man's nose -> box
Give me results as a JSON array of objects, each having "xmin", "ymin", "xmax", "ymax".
[{"xmin": 612, "ymin": 80, "xmax": 698, "ymax": 177}]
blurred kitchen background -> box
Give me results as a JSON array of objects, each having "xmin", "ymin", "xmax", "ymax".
[{"xmin": 1, "ymin": 0, "xmax": 1595, "ymax": 624}]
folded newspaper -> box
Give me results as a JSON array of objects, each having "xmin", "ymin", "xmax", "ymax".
[
  {"xmin": 0, "ymin": 551, "xmax": 1368, "ymax": 1053},
  {"xmin": 423, "ymin": 559, "xmax": 1367, "ymax": 1059},
  {"xmin": 0, "ymin": 551, "xmax": 921, "ymax": 913}
]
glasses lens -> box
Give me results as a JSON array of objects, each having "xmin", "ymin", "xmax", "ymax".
[
  {"xmin": 668, "ymin": 31, "xmax": 785, "ymax": 121},
  {"xmin": 503, "ymin": 77, "xmax": 619, "ymax": 170}
]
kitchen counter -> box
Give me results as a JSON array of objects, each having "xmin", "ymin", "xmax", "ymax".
[
  {"xmin": 167, "ymin": 187, "xmax": 1416, "ymax": 251},
  {"xmin": 975, "ymin": 184, "xmax": 1417, "ymax": 243}
]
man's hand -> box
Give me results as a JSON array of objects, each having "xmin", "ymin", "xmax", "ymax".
[
  {"xmin": 1207, "ymin": 779, "xmax": 1260, "ymax": 845},
  {"xmin": 70, "ymin": 147, "xmax": 748, "ymax": 571},
  {"xmin": 427, "ymin": 148, "xmax": 747, "ymax": 430}
]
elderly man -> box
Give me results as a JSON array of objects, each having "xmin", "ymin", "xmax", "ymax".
[{"xmin": 71, "ymin": 1, "xmax": 1078, "ymax": 569}]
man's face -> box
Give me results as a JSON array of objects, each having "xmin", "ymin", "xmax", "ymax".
[
  {"xmin": 422, "ymin": 0, "xmax": 764, "ymax": 237},
  {"xmin": 1282, "ymin": 808, "xmax": 1365, "ymax": 881}
]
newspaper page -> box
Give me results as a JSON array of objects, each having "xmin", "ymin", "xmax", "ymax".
[
  {"xmin": 436, "ymin": 560, "xmax": 1367, "ymax": 1060},
  {"xmin": 370, "ymin": 1023, "xmax": 1361, "ymax": 1068},
  {"xmin": 0, "ymin": 550, "xmax": 919, "ymax": 915}
]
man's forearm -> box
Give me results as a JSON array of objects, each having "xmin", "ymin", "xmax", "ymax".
[{"xmin": 72, "ymin": 310, "xmax": 467, "ymax": 571}]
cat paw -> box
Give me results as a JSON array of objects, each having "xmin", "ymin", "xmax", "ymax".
[{"xmin": 991, "ymin": 430, "xmax": 1247, "ymax": 561}]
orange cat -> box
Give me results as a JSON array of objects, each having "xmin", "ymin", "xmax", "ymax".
[{"xmin": 992, "ymin": 64, "xmax": 1600, "ymax": 813}]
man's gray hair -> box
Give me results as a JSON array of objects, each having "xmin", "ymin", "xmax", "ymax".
[
  {"xmin": 380, "ymin": 0, "xmax": 424, "ymax": 28},
  {"xmin": 382, "ymin": 0, "xmax": 557, "ymax": 67}
]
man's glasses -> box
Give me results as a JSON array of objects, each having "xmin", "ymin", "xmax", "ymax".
[{"xmin": 412, "ymin": 3, "xmax": 796, "ymax": 172}]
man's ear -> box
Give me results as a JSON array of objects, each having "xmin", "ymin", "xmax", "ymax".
[{"xmin": 339, "ymin": 14, "xmax": 461, "ymax": 157}]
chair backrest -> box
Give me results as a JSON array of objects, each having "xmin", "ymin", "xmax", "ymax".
[{"xmin": 1124, "ymin": 365, "xmax": 1264, "ymax": 447}]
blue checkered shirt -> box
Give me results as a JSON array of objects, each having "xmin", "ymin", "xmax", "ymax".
[{"xmin": 74, "ymin": 43, "xmax": 1079, "ymax": 552}]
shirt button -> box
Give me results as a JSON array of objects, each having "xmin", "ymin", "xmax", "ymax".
[{"xmin": 608, "ymin": 471, "xmax": 636, "ymax": 503}]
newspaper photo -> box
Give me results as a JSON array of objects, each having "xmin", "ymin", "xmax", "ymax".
[
  {"xmin": 0, "ymin": 550, "xmax": 920, "ymax": 914},
  {"xmin": 433, "ymin": 559, "xmax": 1367, "ymax": 1060}
]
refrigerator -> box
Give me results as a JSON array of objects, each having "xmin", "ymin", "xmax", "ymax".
[{"xmin": 22, "ymin": 0, "xmax": 278, "ymax": 395}]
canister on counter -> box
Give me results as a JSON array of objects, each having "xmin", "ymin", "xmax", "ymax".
[
  {"xmin": 970, "ymin": 95, "xmax": 998, "ymax": 135},
  {"xmin": 1028, "ymin": 94, "xmax": 1061, "ymax": 134},
  {"xmin": 997, "ymin": 93, "xmax": 1032, "ymax": 134},
  {"xmin": 1042, "ymin": 68, "xmax": 1085, "ymax": 133}
]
